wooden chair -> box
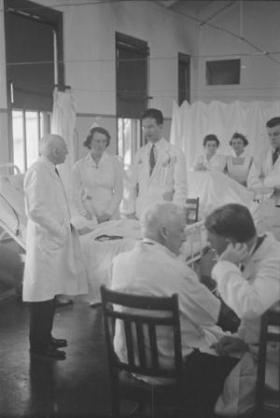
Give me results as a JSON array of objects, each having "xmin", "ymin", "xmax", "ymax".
[
  {"xmin": 100, "ymin": 285, "xmax": 186, "ymax": 418},
  {"xmin": 185, "ymin": 198, "xmax": 199, "ymax": 224},
  {"xmin": 255, "ymin": 304, "xmax": 280, "ymax": 418}
]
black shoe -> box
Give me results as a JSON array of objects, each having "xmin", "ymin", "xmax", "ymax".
[
  {"xmin": 30, "ymin": 345, "xmax": 66, "ymax": 360},
  {"xmin": 50, "ymin": 337, "xmax": 68, "ymax": 348}
]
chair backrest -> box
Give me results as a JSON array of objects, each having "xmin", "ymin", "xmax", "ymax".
[
  {"xmin": 185, "ymin": 197, "xmax": 199, "ymax": 224},
  {"xmin": 101, "ymin": 285, "xmax": 183, "ymax": 382},
  {"xmin": 255, "ymin": 303, "xmax": 280, "ymax": 417}
]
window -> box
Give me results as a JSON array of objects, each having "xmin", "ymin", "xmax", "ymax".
[
  {"xmin": 4, "ymin": 0, "xmax": 64, "ymax": 171},
  {"xmin": 206, "ymin": 59, "xmax": 240, "ymax": 85},
  {"xmin": 12, "ymin": 109, "xmax": 50, "ymax": 172},
  {"xmin": 178, "ymin": 53, "xmax": 191, "ymax": 105}
]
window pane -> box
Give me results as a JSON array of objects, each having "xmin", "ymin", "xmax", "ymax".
[
  {"xmin": 12, "ymin": 110, "xmax": 24, "ymax": 173},
  {"xmin": 26, "ymin": 111, "xmax": 39, "ymax": 168}
]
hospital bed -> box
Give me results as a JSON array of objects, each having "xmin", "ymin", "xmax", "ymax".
[{"xmin": 0, "ymin": 169, "xmax": 207, "ymax": 303}]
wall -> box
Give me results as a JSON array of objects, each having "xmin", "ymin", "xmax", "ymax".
[
  {"xmin": 194, "ymin": 1, "xmax": 280, "ymax": 103},
  {"xmin": 0, "ymin": 0, "xmax": 198, "ymax": 164}
]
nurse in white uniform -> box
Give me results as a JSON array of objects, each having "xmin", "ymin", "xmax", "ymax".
[
  {"xmin": 72, "ymin": 127, "xmax": 123, "ymax": 225},
  {"xmin": 194, "ymin": 134, "xmax": 227, "ymax": 172},
  {"xmin": 226, "ymin": 132, "xmax": 253, "ymax": 186}
]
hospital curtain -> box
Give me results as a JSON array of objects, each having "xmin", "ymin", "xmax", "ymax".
[
  {"xmin": 170, "ymin": 100, "xmax": 280, "ymax": 170},
  {"xmin": 51, "ymin": 88, "xmax": 77, "ymax": 197}
]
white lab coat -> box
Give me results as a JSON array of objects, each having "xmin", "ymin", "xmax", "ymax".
[
  {"xmin": 130, "ymin": 138, "xmax": 187, "ymax": 218},
  {"xmin": 212, "ymin": 234, "xmax": 280, "ymax": 414},
  {"xmin": 247, "ymin": 148, "xmax": 280, "ymax": 190},
  {"xmin": 23, "ymin": 157, "xmax": 88, "ymax": 302},
  {"xmin": 112, "ymin": 239, "xmax": 222, "ymax": 377}
]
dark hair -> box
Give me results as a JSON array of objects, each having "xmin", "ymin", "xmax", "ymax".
[
  {"xmin": 142, "ymin": 108, "xmax": 163, "ymax": 125},
  {"xmin": 203, "ymin": 134, "xmax": 220, "ymax": 147},
  {"xmin": 205, "ymin": 203, "xmax": 256, "ymax": 243},
  {"xmin": 266, "ymin": 117, "xmax": 280, "ymax": 129},
  {"xmin": 229, "ymin": 132, "xmax": 249, "ymax": 147},
  {"xmin": 83, "ymin": 126, "xmax": 111, "ymax": 149}
]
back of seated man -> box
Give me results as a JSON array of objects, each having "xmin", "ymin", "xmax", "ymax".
[
  {"xmin": 111, "ymin": 201, "xmax": 238, "ymax": 418},
  {"xmin": 205, "ymin": 203, "xmax": 280, "ymax": 413}
]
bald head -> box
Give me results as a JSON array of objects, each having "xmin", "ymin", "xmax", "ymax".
[
  {"xmin": 140, "ymin": 202, "xmax": 186, "ymax": 255},
  {"xmin": 40, "ymin": 134, "xmax": 68, "ymax": 165}
]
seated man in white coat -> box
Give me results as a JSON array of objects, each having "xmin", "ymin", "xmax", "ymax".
[
  {"xmin": 112, "ymin": 202, "xmax": 238, "ymax": 418},
  {"xmin": 205, "ymin": 204, "xmax": 280, "ymax": 414},
  {"xmin": 129, "ymin": 108, "xmax": 187, "ymax": 219},
  {"xmin": 23, "ymin": 134, "xmax": 88, "ymax": 360}
]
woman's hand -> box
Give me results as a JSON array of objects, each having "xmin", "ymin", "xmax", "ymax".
[
  {"xmin": 194, "ymin": 162, "xmax": 207, "ymax": 171},
  {"xmin": 212, "ymin": 336, "xmax": 248, "ymax": 356}
]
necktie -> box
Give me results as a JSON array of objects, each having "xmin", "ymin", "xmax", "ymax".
[
  {"xmin": 55, "ymin": 167, "xmax": 60, "ymax": 176},
  {"xmin": 272, "ymin": 148, "xmax": 280, "ymax": 165},
  {"xmin": 149, "ymin": 144, "xmax": 156, "ymax": 176}
]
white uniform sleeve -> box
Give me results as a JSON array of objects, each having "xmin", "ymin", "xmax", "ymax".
[
  {"xmin": 173, "ymin": 149, "xmax": 187, "ymax": 206},
  {"xmin": 247, "ymin": 160, "xmax": 263, "ymax": 189},
  {"xmin": 107, "ymin": 157, "xmax": 124, "ymax": 216},
  {"xmin": 128, "ymin": 150, "xmax": 141, "ymax": 214},
  {"xmin": 24, "ymin": 168, "xmax": 65, "ymax": 238},
  {"xmin": 212, "ymin": 259, "xmax": 280, "ymax": 319},
  {"xmin": 263, "ymin": 172, "xmax": 280, "ymax": 188}
]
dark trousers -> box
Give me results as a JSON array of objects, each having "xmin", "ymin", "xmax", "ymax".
[
  {"xmin": 183, "ymin": 350, "xmax": 239, "ymax": 418},
  {"xmin": 29, "ymin": 298, "xmax": 56, "ymax": 351}
]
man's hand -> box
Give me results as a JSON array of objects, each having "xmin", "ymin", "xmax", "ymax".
[
  {"xmin": 97, "ymin": 212, "xmax": 111, "ymax": 223},
  {"xmin": 212, "ymin": 336, "xmax": 248, "ymax": 356},
  {"xmin": 219, "ymin": 242, "xmax": 249, "ymax": 266}
]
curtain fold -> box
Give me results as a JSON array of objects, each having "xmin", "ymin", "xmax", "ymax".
[{"xmin": 51, "ymin": 88, "xmax": 77, "ymax": 197}]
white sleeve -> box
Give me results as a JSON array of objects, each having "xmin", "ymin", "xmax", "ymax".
[
  {"xmin": 173, "ymin": 149, "xmax": 187, "ymax": 206},
  {"xmin": 179, "ymin": 268, "xmax": 221, "ymax": 326},
  {"xmin": 212, "ymin": 259, "xmax": 280, "ymax": 319},
  {"xmin": 247, "ymin": 160, "xmax": 263, "ymax": 189},
  {"xmin": 127, "ymin": 150, "xmax": 141, "ymax": 214}
]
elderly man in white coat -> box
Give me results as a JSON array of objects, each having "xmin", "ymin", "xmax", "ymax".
[
  {"xmin": 129, "ymin": 108, "xmax": 187, "ymax": 219},
  {"xmin": 112, "ymin": 202, "xmax": 238, "ymax": 418},
  {"xmin": 23, "ymin": 134, "xmax": 88, "ymax": 360},
  {"xmin": 205, "ymin": 203, "xmax": 280, "ymax": 415}
]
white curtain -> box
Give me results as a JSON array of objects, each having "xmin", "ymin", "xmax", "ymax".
[
  {"xmin": 51, "ymin": 88, "xmax": 77, "ymax": 197},
  {"xmin": 170, "ymin": 100, "xmax": 280, "ymax": 170}
]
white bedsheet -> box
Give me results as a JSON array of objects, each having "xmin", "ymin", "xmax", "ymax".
[{"xmin": 188, "ymin": 170, "xmax": 255, "ymax": 217}]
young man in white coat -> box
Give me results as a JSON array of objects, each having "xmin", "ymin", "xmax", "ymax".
[
  {"xmin": 205, "ymin": 203, "xmax": 280, "ymax": 414},
  {"xmin": 248, "ymin": 116, "xmax": 280, "ymax": 192},
  {"xmin": 111, "ymin": 202, "xmax": 238, "ymax": 418},
  {"xmin": 247, "ymin": 117, "xmax": 280, "ymax": 238},
  {"xmin": 23, "ymin": 134, "xmax": 88, "ymax": 360},
  {"xmin": 129, "ymin": 108, "xmax": 187, "ymax": 219}
]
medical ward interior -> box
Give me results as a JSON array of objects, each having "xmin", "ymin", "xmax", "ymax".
[{"xmin": 0, "ymin": 0, "xmax": 279, "ymax": 417}]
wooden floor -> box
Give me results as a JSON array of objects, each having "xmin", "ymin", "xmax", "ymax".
[{"xmin": 0, "ymin": 296, "xmax": 112, "ymax": 418}]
